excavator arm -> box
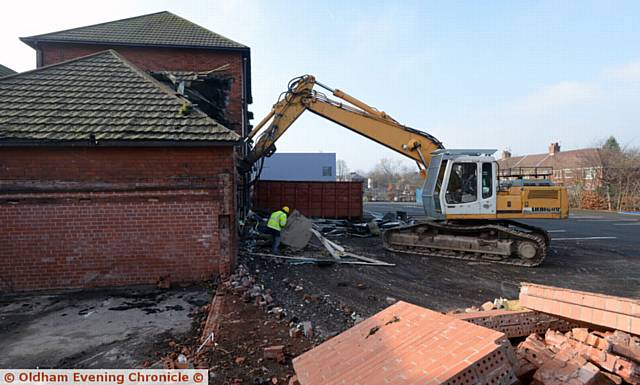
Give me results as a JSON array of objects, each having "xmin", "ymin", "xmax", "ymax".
[{"xmin": 241, "ymin": 75, "xmax": 443, "ymax": 177}]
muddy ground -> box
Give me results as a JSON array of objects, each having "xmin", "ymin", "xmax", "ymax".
[
  {"xmin": 205, "ymin": 291, "xmax": 313, "ymax": 385},
  {"xmin": 0, "ymin": 285, "xmax": 211, "ymax": 368},
  {"xmin": 241, "ymin": 231, "xmax": 640, "ymax": 339}
]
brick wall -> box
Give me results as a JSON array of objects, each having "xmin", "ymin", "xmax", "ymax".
[
  {"xmin": 0, "ymin": 147, "xmax": 237, "ymax": 292},
  {"xmin": 39, "ymin": 43, "xmax": 247, "ymax": 134}
]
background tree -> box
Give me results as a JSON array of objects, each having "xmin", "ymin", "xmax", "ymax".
[
  {"xmin": 336, "ymin": 159, "xmax": 349, "ymax": 181},
  {"xmin": 603, "ymin": 136, "xmax": 621, "ymax": 152},
  {"xmin": 367, "ymin": 158, "xmax": 422, "ymax": 201},
  {"xmin": 592, "ymin": 137, "xmax": 640, "ymax": 211}
]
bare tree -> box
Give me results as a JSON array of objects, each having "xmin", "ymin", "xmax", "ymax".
[
  {"xmin": 367, "ymin": 158, "xmax": 422, "ymax": 201},
  {"xmin": 336, "ymin": 159, "xmax": 349, "ymax": 181},
  {"xmin": 600, "ymin": 145, "xmax": 640, "ymax": 211},
  {"xmin": 580, "ymin": 137, "xmax": 640, "ymax": 212}
]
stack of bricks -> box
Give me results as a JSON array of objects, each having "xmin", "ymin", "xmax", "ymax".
[
  {"xmin": 292, "ymin": 301, "xmax": 518, "ymax": 385},
  {"xmin": 515, "ymin": 328, "xmax": 640, "ymax": 384},
  {"xmin": 519, "ymin": 282, "xmax": 640, "ymax": 335}
]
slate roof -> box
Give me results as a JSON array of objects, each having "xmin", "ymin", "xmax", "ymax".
[
  {"xmin": 0, "ymin": 64, "xmax": 16, "ymax": 78},
  {"xmin": 21, "ymin": 11, "xmax": 247, "ymax": 50},
  {"xmin": 498, "ymin": 148, "xmax": 602, "ymax": 170},
  {"xmin": 0, "ymin": 50, "xmax": 240, "ymax": 145}
]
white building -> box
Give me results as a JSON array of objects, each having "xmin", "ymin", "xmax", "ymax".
[{"xmin": 259, "ymin": 153, "xmax": 336, "ymax": 182}]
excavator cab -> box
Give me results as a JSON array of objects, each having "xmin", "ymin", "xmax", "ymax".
[{"xmin": 423, "ymin": 150, "xmax": 498, "ymax": 219}]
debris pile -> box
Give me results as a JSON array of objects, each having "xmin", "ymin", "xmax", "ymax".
[
  {"xmin": 242, "ymin": 210, "xmax": 395, "ymax": 267},
  {"xmin": 292, "ymin": 301, "xmax": 518, "ymax": 385},
  {"xmin": 288, "ymin": 283, "xmax": 640, "ymax": 385},
  {"xmin": 226, "ymin": 264, "xmax": 320, "ymax": 340},
  {"xmin": 516, "ymin": 328, "xmax": 640, "ymax": 384},
  {"xmin": 161, "ymin": 264, "xmax": 315, "ymax": 384},
  {"xmin": 312, "ymin": 210, "xmax": 413, "ymax": 238}
]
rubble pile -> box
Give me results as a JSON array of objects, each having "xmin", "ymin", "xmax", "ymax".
[
  {"xmin": 515, "ymin": 328, "xmax": 640, "ymax": 384},
  {"xmin": 159, "ymin": 264, "xmax": 317, "ymax": 384},
  {"xmin": 227, "ymin": 264, "xmax": 321, "ymax": 343},
  {"xmin": 287, "ymin": 282, "xmax": 640, "ymax": 385}
]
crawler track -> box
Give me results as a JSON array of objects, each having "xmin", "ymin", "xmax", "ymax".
[{"xmin": 382, "ymin": 220, "xmax": 550, "ymax": 267}]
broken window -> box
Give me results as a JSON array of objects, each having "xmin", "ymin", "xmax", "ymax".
[
  {"xmin": 446, "ymin": 163, "xmax": 477, "ymax": 204},
  {"xmin": 322, "ymin": 166, "xmax": 332, "ymax": 176}
]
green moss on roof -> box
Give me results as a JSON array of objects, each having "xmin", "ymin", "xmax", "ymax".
[{"xmin": 0, "ymin": 50, "xmax": 240, "ymax": 145}]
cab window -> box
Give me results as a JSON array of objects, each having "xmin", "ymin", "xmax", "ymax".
[
  {"xmin": 433, "ymin": 160, "xmax": 448, "ymax": 212},
  {"xmin": 446, "ymin": 163, "xmax": 477, "ymax": 204},
  {"xmin": 482, "ymin": 162, "xmax": 493, "ymax": 198}
]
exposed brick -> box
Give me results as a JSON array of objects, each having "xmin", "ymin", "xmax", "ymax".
[
  {"xmin": 607, "ymin": 330, "xmax": 640, "ymax": 363},
  {"xmin": 518, "ymin": 334, "xmax": 555, "ymax": 367},
  {"xmin": 0, "ymin": 147, "xmax": 236, "ymax": 292},
  {"xmin": 519, "ymin": 282, "xmax": 640, "ymax": 335},
  {"xmin": 201, "ymin": 288, "xmax": 226, "ymax": 346},
  {"xmin": 544, "ymin": 330, "xmax": 640, "ymax": 384},
  {"xmin": 455, "ymin": 309, "xmax": 578, "ymax": 338},
  {"xmin": 264, "ymin": 345, "xmax": 285, "ymax": 363},
  {"xmin": 292, "ymin": 301, "xmax": 517, "ymax": 385}
]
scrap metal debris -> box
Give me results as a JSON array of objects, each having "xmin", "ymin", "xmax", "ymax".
[{"xmin": 242, "ymin": 210, "xmax": 395, "ymax": 267}]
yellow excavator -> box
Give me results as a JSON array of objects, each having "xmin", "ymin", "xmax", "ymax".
[{"xmin": 241, "ymin": 75, "xmax": 569, "ymax": 267}]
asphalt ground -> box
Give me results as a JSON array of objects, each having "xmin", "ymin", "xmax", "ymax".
[
  {"xmin": 365, "ymin": 202, "xmax": 640, "ymax": 257},
  {"xmin": 240, "ymin": 204, "xmax": 640, "ymax": 338}
]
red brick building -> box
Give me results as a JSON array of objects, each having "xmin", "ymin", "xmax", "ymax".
[
  {"xmin": 498, "ymin": 143, "xmax": 603, "ymax": 190},
  {"xmin": 0, "ymin": 12, "xmax": 250, "ymax": 293},
  {"xmin": 20, "ymin": 11, "xmax": 252, "ymax": 135}
]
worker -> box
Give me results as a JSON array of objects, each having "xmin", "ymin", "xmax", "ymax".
[{"xmin": 266, "ymin": 206, "xmax": 290, "ymax": 254}]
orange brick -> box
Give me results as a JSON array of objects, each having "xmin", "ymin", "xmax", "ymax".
[
  {"xmin": 520, "ymin": 283, "xmax": 640, "ymax": 335},
  {"xmin": 292, "ymin": 301, "xmax": 516, "ymax": 385}
]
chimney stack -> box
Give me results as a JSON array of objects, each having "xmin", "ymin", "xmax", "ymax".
[
  {"xmin": 548, "ymin": 142, "xmax": 560, "ymax": 155},
  {"xmin": 501, "ymin": 150, "xmax": 511, "ymax": 160}
]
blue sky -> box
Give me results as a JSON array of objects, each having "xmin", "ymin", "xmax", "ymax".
[{"xmin": 2, "ymin": 0, "xmax": 639, "ymax": 171}]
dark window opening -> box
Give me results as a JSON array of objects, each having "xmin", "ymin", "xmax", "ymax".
[
  {"xmin": 482, "ymin": 162, "xmax": 493, "ymax": 199},
  {"xmin": 322, "ymin": 166, "xmax": 332, "ymax": 176},
  {"xmin": 434, "ymin": 160, "xmax": 448, "ymax": 212},
  {"xmin": 446, "ymin": 163, "xmax": 477, "ymax": 204}
]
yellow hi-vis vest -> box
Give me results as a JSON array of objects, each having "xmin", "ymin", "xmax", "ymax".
[{"xmin": 267, "ymin": 210, "xmax": 287, "ymax": 231}]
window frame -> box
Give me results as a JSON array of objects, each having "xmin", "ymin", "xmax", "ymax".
[{"xmin": 445, "ymin": 162, "xmax": 478, "ymax": 205}]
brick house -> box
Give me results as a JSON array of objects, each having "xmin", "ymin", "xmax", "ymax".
[
  {"xmin": 0, "ymin": 49, "xmax": 241, "ymax": 292},
  {"xmin": 20, "ymin": 11, "xmax": 252, "ymax": 136},
  {"xmin": 498, "ymin": 143, "xmax": 603, "ymax": 190}
]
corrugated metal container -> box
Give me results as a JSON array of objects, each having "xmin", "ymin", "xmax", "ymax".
[{"xmin": 253, "ymin": 180, "xmax": 363, "ymax": 219}]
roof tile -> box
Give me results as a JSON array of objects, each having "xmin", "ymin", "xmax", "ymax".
[
  {"xmin": 0, "ymin": 50, "xmax": 239, "ymax": 145},
  {"xmin": 21, "ymin": 11, "xmax": 247, "ymax": 50},
  {"xmin": 498, "ymin": 148, "xmax": 602, "ymax": 169},
  {"xmin": 0, "ymin": 64, "xmax": 16, "ymax": 78}
]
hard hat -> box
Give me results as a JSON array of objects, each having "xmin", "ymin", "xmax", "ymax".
[{"xmin": 282, "ymin": 206, "xmax": 290, "ymax": 214}]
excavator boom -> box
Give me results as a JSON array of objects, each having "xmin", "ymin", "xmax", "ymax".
[{"xmin": 242, "ymin": 75, "xmax": 443, "ymax": 176}]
